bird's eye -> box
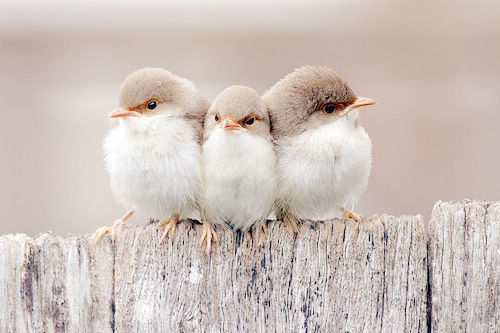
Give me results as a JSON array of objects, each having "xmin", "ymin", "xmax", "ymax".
[
  {"xmin": 214, "ymin": 114, "xmax": 219, "ymax": 121},
  {"xmin": 146, "ymin": 100, "xmax": 158, "ymax": 110},
  {"xmin": 245, "ymin": 117, "xmax": 255, "ymax": 125},
  {"xmin": 323, "ymin": 103, "xmax": 336, "ymax": 114}
]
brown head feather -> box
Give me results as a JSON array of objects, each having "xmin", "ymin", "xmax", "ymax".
[{"xmin": 262, "ymin": 66, "xmax": 356, "ymax": 138}]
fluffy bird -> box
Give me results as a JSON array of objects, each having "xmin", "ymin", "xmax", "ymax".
[
  {"xmin": 93, "ymin": 67, "xmax": 214, "ymax": 244},
  {"xmin": 262, "ymin": 66, "xmax": 376, "ymax": 230},
  {"xmin": 201, "ymin": 86, "xmax": 277, "ymax": 246}
]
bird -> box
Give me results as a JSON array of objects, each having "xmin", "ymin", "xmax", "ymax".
[
  {"xmin": 200, "ymin": 85, "xmax": 277, "ymax": 246},
  {"xmin": 93, "ymin": 67, "xmax": 216, "ymax": 246},
  {"xmin": 262, "ymin": 65, "xmax": 376, "ymax": 231}
]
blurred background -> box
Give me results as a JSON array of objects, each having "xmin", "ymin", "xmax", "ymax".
[{"xmin": 1, "ymin": 0, "xmax": 499, "ymax": 236}]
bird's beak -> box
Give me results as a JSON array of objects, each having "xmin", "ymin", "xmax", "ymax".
[
  {"xmin": 109, "ymin": 108, "xmax": 141, "ymax": 118},
  {"xmin": 350, "ymin": 96, "xmax": 376, "ymax": 110},
  {"xmin": 221, "ymin": 119, "xmax": 241, "ymax": 130}
]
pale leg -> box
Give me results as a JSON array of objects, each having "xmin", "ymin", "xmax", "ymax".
[
  {"xmin": 158, "ymin": 214, "xmax": 180, "ymax": 244},
  {"xmin": 251, "ymin": 222, "xmax": 268, "ymax": 245},
  {"xmin": 283, "ymin": 214, "xmax": 299, "ymax": 234},
  {"xmin": 199, "ymin": 218, "xmax": 218, "ymax": 254},
  {"xmin": 93, "ymin": 209, "xmax": 134, "ymax": 243},
  {"xmin": 342, "ymin": 207, "xmax": 362, "ymax": 222}
]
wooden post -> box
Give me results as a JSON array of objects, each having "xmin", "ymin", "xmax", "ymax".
[
  {"xmin": 0, "ymin": 200, "xmax": 497, "ymax": 332},
  {"xmin": 428, "ymin": 200, "xmax": 499, "ymax": 332}
]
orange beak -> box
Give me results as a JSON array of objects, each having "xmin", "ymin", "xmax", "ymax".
[
  {"xmin": 221, "ymin": 119, "xmax": 241, "ymax": 129},
  {"xmin": 350, "ymin": 96, "xmax": 376, "ymax": 110},
  {"xmin": 109, "ymin": 108, "xmax": 141, "ymax": 118}
]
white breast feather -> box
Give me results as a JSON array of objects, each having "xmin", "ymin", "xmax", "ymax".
[
  {"xmin": 276, "ymin": 118, "xmax": 372, "ymax": 220},
  {"xmin": 104, "ymin": 116, "xmax": 202, "ymax": 220},
  {"xmin": 201, "ymin": 129, "xmax": 277, "ymax": 231}
]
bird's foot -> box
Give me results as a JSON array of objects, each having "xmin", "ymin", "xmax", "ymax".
[
  {"xmin": 199, "ymin": 220, "xmax": 218, "ymax": 254},
  {"xmin": 342, "ymin": 208, "xmax": 362, "ymax": 222},
  {"xmin": 251, "ymin": 223, "xmax": 268, "ymax": 245},
  {"xmin": 283, "ymin": 215, "xmax": 299, "ymax": 234},
  {"xmin": 159, "ymin": 215, "xmax": 179, "ymax": 244},
  {"xmin": 93, "ymin": 219, "xmax": 124, "ymax": 243},
  {"xmin": 92, "ymin": 209, "xmax": 133, "ymax": 244}
]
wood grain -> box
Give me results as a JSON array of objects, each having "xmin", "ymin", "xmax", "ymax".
[
  {"xmin": 428, "ymin": 200, "xmax": 499, "ymax": 332},
  {"xmin": 0, "ymin": 200, "xmax": 497, "ymax": 332}
]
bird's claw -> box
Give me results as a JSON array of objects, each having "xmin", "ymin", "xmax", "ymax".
[
  {"xmin": 92, "ymin": 209, "xmax": 133, "ymax": 244},
  {"xmin": 199, "ymin": 221, "xmax": 218, "ymax": 254},
  {"xmin": 342, "ymin": 208, "xmax": 362, "ymax": 222},
  {"xmin": 92, "ymin": 219, "xmax": 124, "ymax": 244},
  {"xmin": 252, "ymin": 223, "xmax": 268, "ymax": 245},
  {"xmin": 283, "ymin": 215, "xmax": 299, "ymax": 234},
  {"xmin": 159, "ymin": 216, "xmax": 179, "ymax": 244}
]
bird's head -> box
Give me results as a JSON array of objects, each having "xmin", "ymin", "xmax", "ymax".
[
  {"xmin": 204, "ymin": 85, "xmax": 271, "ymax": 139},
  {"xmin": 110, "ymin": 67, "xmax": 208, "ymax": 121},
  {"xmin": 262, "ymin": 66, "xmax": 376, "ymax": 138}
]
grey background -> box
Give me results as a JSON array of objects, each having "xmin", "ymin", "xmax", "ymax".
[{"xmin": 0, "ymin": 0, "xmax": 499, "ymax": 236}]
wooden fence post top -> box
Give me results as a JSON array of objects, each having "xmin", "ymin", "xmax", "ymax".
[{"xmin": 0, "ymin": 200, "xmax": 498, "ymax": 332}]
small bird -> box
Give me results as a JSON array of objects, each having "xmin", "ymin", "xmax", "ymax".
[
  {"xmin": 200, "ymin": 86, "xmax": 277, "ymax": 246},
  {"xmin": 93, "ymin": 67, "xmax": 215, "ymax": 244},
  {"xmin": 262, "ymin": 66, "xmax": 376, "ymax": 231}
]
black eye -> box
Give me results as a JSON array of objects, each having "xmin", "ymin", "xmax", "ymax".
[
  {"xmin": 214, "ymin": 114, "xmax": 219, "ymax": 121},
  {"xmin": 245, "ymin": 117, "xmax": 255, "ymax": 125},
  {"xmin": 323, "ymin": 103, "xmax": 336, "ymax": 114},
  {"xmin": 147, "ymin": 100, "xmax": 158, "ymax": 110}
]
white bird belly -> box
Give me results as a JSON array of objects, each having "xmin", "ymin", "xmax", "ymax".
[
  {"xmin": 202, "ymin": 129, "xmax": 276, "ymax": 231},
  {"xmin": 104, "ymin": 118, "xmax": 202, "ymax": 220},
  {"xmin": 276, "ymin": 120, "xmax": 372, "ymax": 220}
]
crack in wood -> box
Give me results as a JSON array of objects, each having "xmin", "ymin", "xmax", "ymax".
[{"xmin": 0, "ymin": 200, "xmax": 497, "ymax": 332}]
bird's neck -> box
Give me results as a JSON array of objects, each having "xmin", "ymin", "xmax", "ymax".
[
  {"xmin": 119, "ymin": 116, "xmax": 170, "ymax": 137},
  {"xmin": 344, "ymin": 109, "xmax": 359, "ymax": 123}
]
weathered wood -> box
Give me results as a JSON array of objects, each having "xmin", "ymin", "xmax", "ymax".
[
  {"xmin": 0, "ymin": 234, "xmax": 114, "ymax": 332},
  {"xmin": 112, "ymin": 215, "xmax": 426, "ymax": 332},
  {"xmin": 428, "ymin": 200, "xmax": 499, "ymax": 332},
  {"xmin": 0, "ymin": 200, "xmax": 497, "ymax": 332}
]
